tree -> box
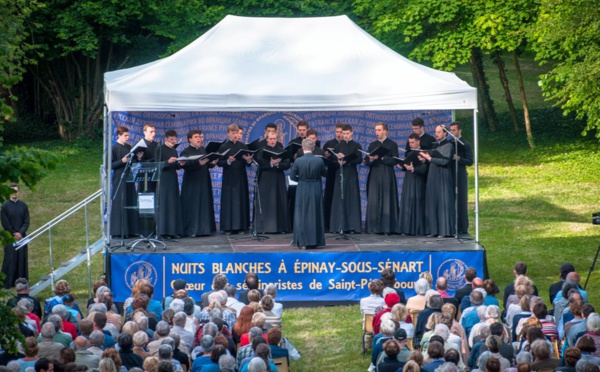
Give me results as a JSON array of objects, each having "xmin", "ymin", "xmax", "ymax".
[
  {"xmin": 353, "ymin": 0, "xmax": 499, "ymax": 131},
  {"xmin": 0, "ymin": 0, "xmax": 39, "ymax": 120},
  {"xmin": 25, "ymin": 0, "xmax": 222, "ymax": 140},
  {"xmin": 474, "ymin": 0, "xmax": 539, "ymax": 148},
  {"xmin": 532, "ymin": 0, "xmax": 600, "ymax": 139},
  {"xmin": 23, "ymin": 0, "xmax": 352, "ymax": 140}
]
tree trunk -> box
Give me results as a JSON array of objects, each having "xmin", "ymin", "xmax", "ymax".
[
  {"xmin": 469, "ymin": 48, "xmax": 497, "ymax": 131},
  {"xmin": 512, "ymin": 51, "xmax": 534, "ymax": 148},
  {"xmin": 494, "ymin": 51, "xmax": 519, "ymax": 132}
]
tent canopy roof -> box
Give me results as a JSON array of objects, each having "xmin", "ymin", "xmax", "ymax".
[{"xmin": 104, "ymin": 15, "xmax": 477, "ymax": 112}]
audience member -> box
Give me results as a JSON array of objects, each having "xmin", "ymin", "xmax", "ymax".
[
  {"xmin": 380, "ymin": 269, "xmax": 407, "ymax": 304},
  {"xmin": 502, "ymin": 263, "xmax": 539, "ymax": 309},
  {"xmin": 361, "ymin": 280, "xmax": 386, "ymax": 317},
  {"xmin": 454, "ymin": 267, "xmax": 477, "ymax": 304},
  {"xmin": 373, "ymin": 293, "xmax": 400, "ymax": 335},
  {"xmin": 224, "ymin": 285, "xmax": 244, "ymax": 317},
  {"xmin": 548, "ymin": 262, "xmax": 575, "ymax": 305},
  {"xmin": 238, "ymin": 273, "xmax": 260, "ymax": 305},
  {"xmin": 259, "ymin": 295, "xmax": 281, "ymax": 330},
  {"xmin": 406, "ymin": 279, "xmax": 430, "ymax": 318},
  {"xmin": 7, "ymin": 278, "xmax": 42, "ymax": 318}
]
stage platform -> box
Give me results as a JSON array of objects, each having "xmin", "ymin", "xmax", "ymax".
[
  {"xmin": 108, "ymin": 232, "xmax": 481, "ymax": 254},
  {"xmin": 107, "ymin": 232, "xmax": 486, "ymax": 304}
]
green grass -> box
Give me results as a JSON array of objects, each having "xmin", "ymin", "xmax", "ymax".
[{"xmin": 2, "ymin": 54, "xmax": 600, "ymax": 372}]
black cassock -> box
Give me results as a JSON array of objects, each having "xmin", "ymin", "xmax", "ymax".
[
  {"xmin": 290, "ymin": 153, "xmax": 327, "ymax": 247},
  {"xmin": 217, "ymin": 141, "xmax": 251, "ymax": 232},
  {"xmin": 110, "ymin": 143, "xmax": 140, "ymax": 237},
  {"xmin": 330, "ymin": 140, "xmax": 363, "ymax": 233},
  {"xmin": 139, "ymin": 139, "xmax": 159, "ymax": 192},
  {"xmin": 425, "ymin": 140, "xmax": 456, "ymax": 237},
  {"xmin": 449, "ymin": 137, "xmax": 473, "ymax": 234},
  {"xmin": 404, "ymin": 132, "xmax": 436, "ymax": 151},
  {"xmin": 291, "ymin": 146, "xmax": 323, "ymax": 227},
  {"xmin": 155, "ymin": 144, "xmax": 182, "ymax": 236},
  {"xmin": 1, "ymin": 199, "xmax": 30, "ymax": 288},
  {"xmin": 365, "ymin": 138, "xmax": 399, "ymax": 234},
  {"xmin": 322, "ymin": 138, "xmax": 340, "ymax": 230},
  {"xmin": 255, "ymin": 144, "xmax": 290, "ymax": 233},
  {"xmin": 398, "ymin": 150, "xmax": 428, "ymax": 235},
  {"xmin": 180, "ymin": 145, "xmax": 216, "ymax": 236}
]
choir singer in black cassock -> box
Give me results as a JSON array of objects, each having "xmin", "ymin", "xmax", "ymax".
[
  {"xmin": 365, "ymin": 122, "xmax": 399, "ymax": 235},
  {"xmin": 255, "ymin": 132, "xmax": 290, "ymax": 234},
  {"xmin": 290, "ymin": 138, "xmax": 327, "ymax": 249},
  {"xmin": 295, "ymin": 130, "xmax": 324, "ymax": 157},
  {"xmin": 139, "ymin": 124, "xmax": 159, "ymax": 192},
  {"xmin": 329, "ymin": 124, "xmax": 363, "ymax": 234},
  {"xmin": 179, "ymin": 130, "xmax": 216, "ymax": 237},
  {"xmin": 322, "ymin": 123, "xmax": 344, "ymax": 230},
  {"xmin": 418, "ymin": 125, "xmax": 456, "ymax": 238},
  {"xmin": 449, "ymin": 122, "xmax": 473, "ymax": 234},
  {"xmin": 218, "ymin": 124, "xmax": 253, "ymax": 235},
  {"xmin": 405, "ymin": 117, "xmax": 436, "ymax": 151},
  {"xmin": 155, "ymin": 129, "xmax": 183, "ymax": 239},
  {"xmin": 398, "ymin": 133, "xmax": 428, "ymax": 236},
  {"xmin": 1, "ymin": 183, "xmax": 30, "ymax": 288},
  {"xmin": 110, "ymin": 126, "xmax": 140, "ymax": 238}
]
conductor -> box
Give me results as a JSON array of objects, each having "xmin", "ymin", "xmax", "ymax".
[{"xmin": 290, "ymin": 139, "xmax": 327, "ymax": 249}]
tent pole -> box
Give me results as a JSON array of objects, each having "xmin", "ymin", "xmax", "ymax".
[
  {"xmin": 103, "ymin": 106, "xmax": 112, "ymax": 255},
  {"xmin": 473, "ymin": 109, "xmax": 479, "ymax": 243}
]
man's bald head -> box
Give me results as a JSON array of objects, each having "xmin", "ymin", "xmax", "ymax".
[
  {"xmin": 472, "ymin": 277, "xmax": 483, "ymax": 288},
  {"xmin": 74, "ymin": 336, "xmax": 89, "ymax": 350},
  {"xmin": 436, "ymin": 277, "xmax": 448, "ymax": 291}
]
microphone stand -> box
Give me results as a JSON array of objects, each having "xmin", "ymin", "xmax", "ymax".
[
  {"xmin": 110, "ymin": 148, "xmax": 134, "ymax": 250},
  {"xmin": 327, "ymin": 149, "xmax": 359, "ymax": 241},
  {"xmin": 441, "ymin": 126, "xmax": 462, "ymax": 239},
  {"xmin": 234, "ymin": 157, "xmax": 269, "ymax": 241}
]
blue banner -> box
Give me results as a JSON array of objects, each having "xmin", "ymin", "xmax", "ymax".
[
  {"xmin": 110, "ymin": 250, "xmax": 484, "ymax": 302},
  {"xmin": 111, "ymin": 110, "xmax": 452, "ymax": 222}
]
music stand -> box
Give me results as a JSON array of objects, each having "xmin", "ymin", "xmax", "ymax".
[{"xmin": 128, "ymin": 162, "xmax": 166, "ymax": 251}]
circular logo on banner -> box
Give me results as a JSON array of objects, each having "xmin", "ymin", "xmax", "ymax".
[
  {"xmin": 125, "ymin": 261, "xmax": 158, "ymax": 290},
  {"xmin": 437, "ymin": 259, "xmax": 468, "ymax": 291},
  {"xmin": 245, "ymin": 112, "xmax": 305, "ymax": 144}
]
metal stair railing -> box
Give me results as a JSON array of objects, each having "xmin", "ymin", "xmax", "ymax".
[{"xmin": 18, "ymin": 189, "xmax": 104, "ymax": 297}]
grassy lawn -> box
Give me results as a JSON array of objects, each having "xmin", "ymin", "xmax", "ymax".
[{"xmin": 1, "ymin": 53, "xmax": 599, "ymax": 372}]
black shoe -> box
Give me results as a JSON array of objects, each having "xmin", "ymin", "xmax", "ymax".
[
  {"xmin": 162, "ymin": 235, "xmax": 172, "ymax": 240},
  {"xmin": 300, "ymin": 246, "xmax": 307, "ymax": 250},
  {"xmin": 225, "ymin": 231, "xmax": 232, "ymax": 235},
  {"xmin": 172, "ymin": 235, "xmax": 182, "ymax": 239},
  {"xmin": 427, "ymin": 234, "xmax": 437, "ymax": 238},
  {"xmin": 239, "ymin": 230, "xmax": 246, "ymax": 235}
]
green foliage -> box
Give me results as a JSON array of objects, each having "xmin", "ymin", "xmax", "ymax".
[
  {"xmin": 474, "ymin": 0, "xmax": 538, "ymax": 52},
  {"xmin": 0, "ymin": 146, "xmax": 64, "ymax": 216},
  {"xmin": 0, "ymin": 0, "xmax": 40, "ymax": 120},
  {"xmin": 2, "ymin": 113, "xmax": 61, "ymax": 144},
  {"xmin": 532, "ymin": 0, "xmax": 600, "ymax": 139},
  {"xmin": 0, "ymin": 283, "xmax": 23, "ymax": 353}
]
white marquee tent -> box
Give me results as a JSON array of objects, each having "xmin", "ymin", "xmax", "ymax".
[{"xmin": 103, "ymin": 14, "xmax": 480, "ymax": 240}]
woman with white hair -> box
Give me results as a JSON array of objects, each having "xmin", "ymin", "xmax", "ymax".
[
  {"xmin": 432, "ymin": 324, "xmax": 467, "ymax": 371},
  {"xmin": 406, "ymin": 278, "xmax": 430, "ymax": 321},
  {"xmin": 584, "ymin": 312, "xmax": 600, "ymax": 357}
]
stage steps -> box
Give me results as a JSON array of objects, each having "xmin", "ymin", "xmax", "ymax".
[{"xmin": 29, "ymin": 238, "xmax": 105, "ymax": 297}]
